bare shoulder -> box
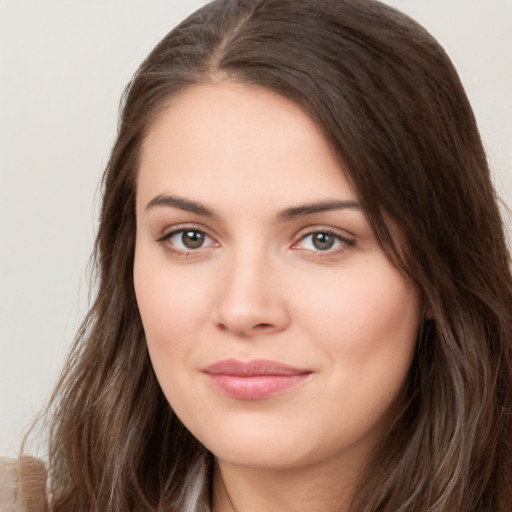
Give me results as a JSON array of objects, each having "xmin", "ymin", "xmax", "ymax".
[{"xmin": 0, "ymin": 457, "xmax": 48, "ymax": 512}]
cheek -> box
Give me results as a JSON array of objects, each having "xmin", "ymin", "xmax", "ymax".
[
  {"xmin": 290, "ymin": 262, "xmax": 421, "ymax": 449},
  {"xmin": 297, "ymin": 264, "xmax": 420, "ymax": 342},
  {"xmin": 134, "ymin": 247, "xmax": 212, "ymax": 346},
  {"xmin": 134, "ymin": 265, "xmax": 203, "ymax": 423},
  {"xmin": 133, "ymin": 248, "xmax": 212, "ymax": 406},
  {"xmin": 293, "ymin": 256, "xmax": 421, "ymax": 392}
]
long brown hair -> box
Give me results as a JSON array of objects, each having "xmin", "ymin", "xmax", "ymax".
[{"xmin": 34, "ymin": 0, "xmax": 512, "ymax": 510}]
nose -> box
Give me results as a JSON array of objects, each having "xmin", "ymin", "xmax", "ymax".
[{"xmin": 214, "ymin": 250, "xmax": 290, "ymax": 337}]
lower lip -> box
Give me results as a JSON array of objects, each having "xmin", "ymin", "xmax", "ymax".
[{"xmin": 205, "ymin": 373, "xmax": 310, "ymax": 400}]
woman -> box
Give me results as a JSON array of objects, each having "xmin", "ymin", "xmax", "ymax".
[{"xmin": 9, "ymin": 0, "xmax": 512, "ymax": 510}]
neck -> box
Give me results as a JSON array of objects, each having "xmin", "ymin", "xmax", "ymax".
[{"xmin": 211, "ymin": 454, "xmax": 365, "ymax": 512}]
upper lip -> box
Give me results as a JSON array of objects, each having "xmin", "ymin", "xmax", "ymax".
[{"xmin": 203, "ymin": 358, "xmax": 312, "ymax": 376}]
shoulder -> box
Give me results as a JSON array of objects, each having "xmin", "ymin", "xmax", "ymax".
[{"xmin": 0, "ymin": 457, "xmax": 48, "ymax": 512}]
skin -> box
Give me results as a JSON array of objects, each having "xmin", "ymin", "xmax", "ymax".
[{"xmin": 134, "ymin": 82, "xmax": 423, "ymax": 511}]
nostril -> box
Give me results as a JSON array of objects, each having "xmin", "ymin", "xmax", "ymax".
[
  {"xmin": 255, "ymin": 323, "xmax": 273, "ymax": 330},
  {"xmin": 214, "ymin": 291, "xmax": 290, "ymax": 335},
  {"xmin": 215, "ymin": 321, "xmax": 276, "ymax": 335}
]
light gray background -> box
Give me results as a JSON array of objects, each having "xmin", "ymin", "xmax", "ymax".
[{"xmin": 1, "ymin": 0, "xmax": 511, "ymax": 457}]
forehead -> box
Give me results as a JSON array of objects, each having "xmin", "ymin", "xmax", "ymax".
[{"xmin": 137, "ymin": 82, "xmax": 357, "ymax": 211}]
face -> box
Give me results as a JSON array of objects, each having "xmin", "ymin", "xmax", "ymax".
[{"xmin": 134, "ymin": 82, "xmax": 422, "ymax": 472}]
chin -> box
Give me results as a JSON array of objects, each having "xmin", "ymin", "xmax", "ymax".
[
  {"xmin": 210, "ymin": 439, "xmax": 313, "ymax": 470},
  {"xmin": 187, "ymin": 413, "xmax": 315, "ymax": 469}
]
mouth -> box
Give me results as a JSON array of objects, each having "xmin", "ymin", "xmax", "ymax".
[{"xmin": 202, "ymin": 359, "xmax": 312, "ymax": 400}]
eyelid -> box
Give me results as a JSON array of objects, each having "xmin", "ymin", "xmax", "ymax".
[
  {"xmin": 291, "ymin": 226, "xmax": 356, "ymax": 252},
  {"xmin": 154, "ymin": 223, "xmax": 355, "ymax": 256},
  {"xmin": 156, "ymin": 223, "xmax": 219, "ymax": 254},
  {"xmin": 156, "ymin": 222, "xmax": 213, "ymax": 241}
]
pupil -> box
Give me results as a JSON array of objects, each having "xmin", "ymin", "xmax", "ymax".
[
  {"xmin": 313, "ymin": 233, "xmax": 334, "ymax": 250},
  {"xmin": 182, "ymin": 231, "xmax": 204, "ymax": 249}
]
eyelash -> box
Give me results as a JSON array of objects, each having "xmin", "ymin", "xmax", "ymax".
[
  {"xmin": 292, "ymin": 229, "xmax": 355, "ymax": 256},
  {"xmin": 156, "ymin": 226, "xmax": 355, "ymax": 257},
  {"xmin": 156, "ymin": 225, "xmax": 217, "ymax": 256}
]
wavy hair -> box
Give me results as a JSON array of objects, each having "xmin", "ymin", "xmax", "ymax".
[{"xmin": 34, "ymin": 0, "xmax": 512, "ymax": 510}]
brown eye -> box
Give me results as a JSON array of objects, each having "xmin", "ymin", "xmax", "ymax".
[
  {"xmin": 293, "ymin": 230, "xmax": 354, "ymax": 254},
  {"xmin": 181, "ymin": 230, "xmax": 205, "ymax": 249},
  {"xmin": 312, "ymin": 233, "xmax": 335, "ymax": 250},
  {"xmin": 160, "ymin": 228, "xmax": 215, "ymax": 252}
]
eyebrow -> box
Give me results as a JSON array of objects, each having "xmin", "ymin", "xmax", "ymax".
[
  {"xmin": 145, "ymin": 194, "xmax": 216, "ymax": 217},
  {"xmin": 277, "ymin": 199, "xmax": 363, "ymax": 222},
  {"xmin": 144, "ymin": 194, "xmax": 362, "ymax": 221}
]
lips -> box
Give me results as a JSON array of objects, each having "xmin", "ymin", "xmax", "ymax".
[{"xmin": 203, "ymin": 359, "xmax": 312, "ymax": 400}]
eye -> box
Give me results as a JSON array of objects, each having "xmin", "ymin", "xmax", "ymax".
[
  {"xmin": 158, "ymin": 228, "xmax": 216, "ymax": 253},
  {"xmin": 173, "ymin": 230, "xmax": 207, "ymax": 249},
  {"xmin": 293, "ymin": 230, "xmax": 354, "ymax": 253}
]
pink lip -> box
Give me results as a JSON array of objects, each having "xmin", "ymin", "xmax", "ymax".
[{"xmin": 203, "ymin": 359, "xmax": 312, "ymax": 400}]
